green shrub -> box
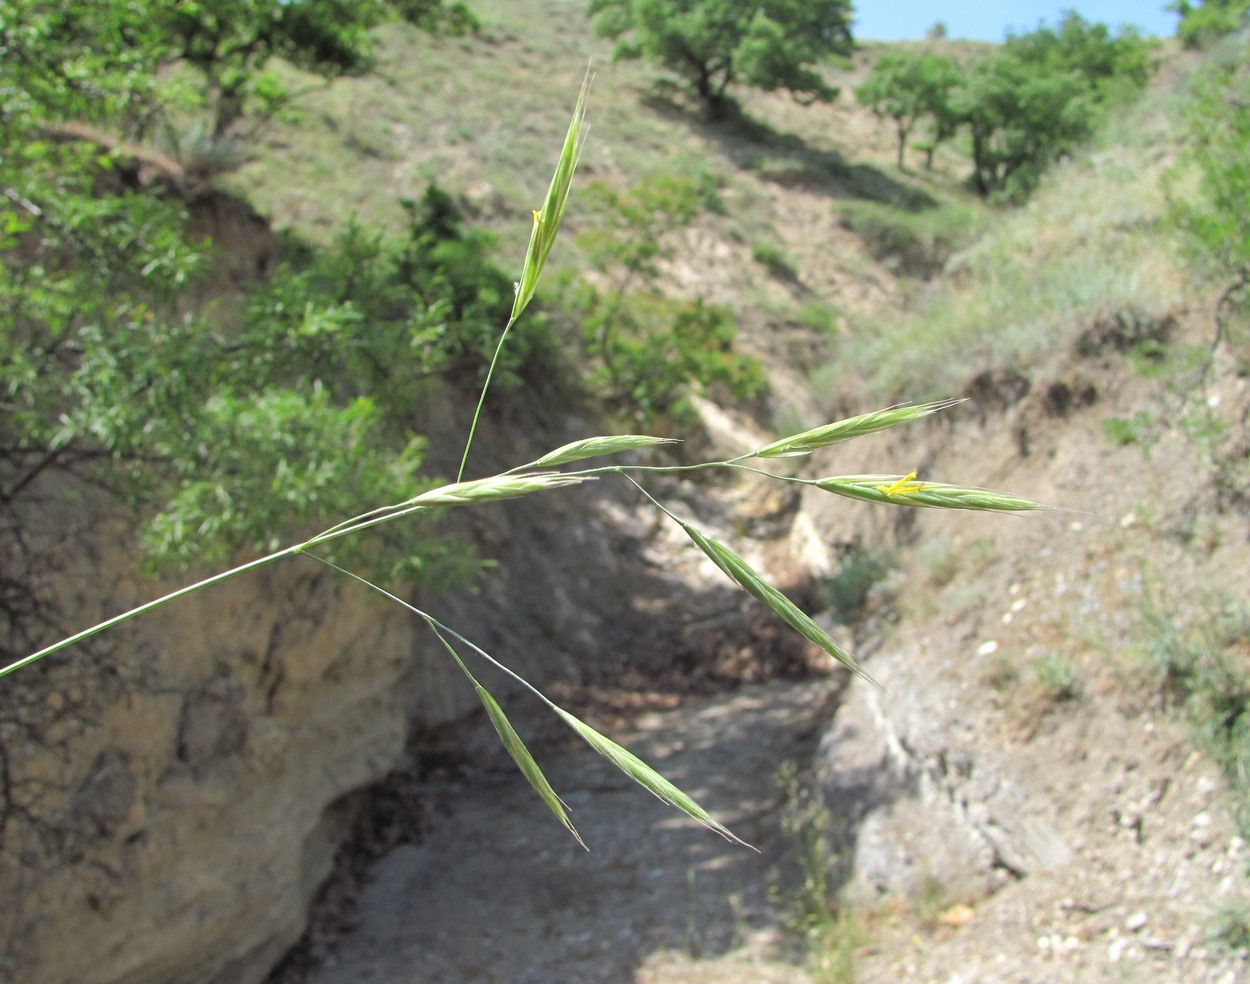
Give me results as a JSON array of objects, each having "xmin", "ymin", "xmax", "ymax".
[
  {"xmin": 836, "ymin": 198, "xmax": 987, "ymax": 279},
  {"xmin": 1103, "ymin": 412, "xmax": 1155, "ymax": 447},
  {"xmin": 1033, "ymin": 652, "xmax": 1080, "ymax": 702},
  {"xmin": 567, "ymin": 174, "xmax": 765, "ymax": 426},
  {"xmin": 1171, "ymin": 39, "xmax": 1250, "ymax": 364},
  {"xmin": 751, "ymin": 240, "xmax": 798, "ymax": 280},
  {"xmin": 820, "ymin": 549, "xmax": 894, "ymax": 621},
  {"xmin": 1207, "ymin": 900, "xmax": 1250, "ymax": 951}
]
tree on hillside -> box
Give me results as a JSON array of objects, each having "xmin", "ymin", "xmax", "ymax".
[
  {"xmin": 2, "ymin": 0, "xmax": 477, "ymax": 143},
  {"xmin": 856, "ymin": 51, "xmax": 961, "ymax": 169},
  {"xmin": 588, "ymin": 0, "xmax": 854, "ymax": 120},
  {"xmin": 1169, "ymin": 0, "xmax": 1250, "ymax": 48},
  {"xmin": 162, "ymin": 0, "xmax": 479, "ymax": 137},
  {"xmin": 952, "ymin": 51, "xmax": 1095, "ymax": 200},
  {"xmin": 1005, "ymin": 11, "xmax": 1154, "ymax": 104}
]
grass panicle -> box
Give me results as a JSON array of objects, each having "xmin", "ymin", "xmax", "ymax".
[
  {"xmin": 554, "ymin": 707, "xmax": 752, "ymax": 848},
  {"xmin": 815, "ymin": 474, "xmax": 1048, "ymax": 512},
  {"xmin": 510, "ymin": 69, "xmax": 593, "ymax": 324},
  {"xmin": 413, "ymin": 472, "xmax": 593, "ymax": 506},
  {"xmin": 312, "ymin": 558, "xmax": 592, "ymax": 846},
  {"xmin": 676, "ymin": 519, "xmax": 875, "ymax": 685},
  {"xmin": 473, "ymin": 679, "xmax": 585, "ymax": 849},
  {"xmin": 739, "ymin": 399, "xmax": 963, "ymax": 460},
  {"xmin": 2, "ymin": 70, "xmax": 1052, "ymax": 865},
  {"xmin": 459, "ymin": 69, "xmax": 592, "ymax": 482},
  {"xmin": 533, "ymin": 434, "xmax": 676, "ymax": 468}
]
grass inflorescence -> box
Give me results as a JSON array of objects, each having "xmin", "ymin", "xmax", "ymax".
[{"xmin": 3, "ymin": 77, "xmax": 1047, "ymax": 854}]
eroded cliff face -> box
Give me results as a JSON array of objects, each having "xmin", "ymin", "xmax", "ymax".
[{"xmin": 3, "ymin": 533, "xmax": 421, "ymax": 984}]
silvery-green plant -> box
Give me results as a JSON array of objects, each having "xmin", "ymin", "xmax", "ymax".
[{"xmin": 0, "ymin": 72, "xmax": 1045, "ymax": 848}]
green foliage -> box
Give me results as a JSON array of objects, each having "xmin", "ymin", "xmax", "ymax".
[
  {"xmin": 156, "ymin": 0, "xmax": 480, "ymax": 136},
  {"xmin": 750, "ymin": 239, "xmax": 797, "ymax": 279},
  {"xmin": 835, "ymin": 197, "xmax": 988, "ymax": 278},
  {"xmin": 0, "ymin": 182, "xmax": 502, "ymax": 581},
  {"xmin": 1032, "ymin": 651, "xmax": 1079, "ymax": 702},
  {"xmin": 0, "ymin": 0, "xmax": 476, "ymax": 143},
  {"xmin": 0, "ymin": 1, "xmax": 511, "ymax": 591},
  {"xmin": 953, "ymin": 50, "xmax": 1096, "ymax": 201},
  {"xmin": 567, "ymin": 174, "xmax": 763, "ymax": 426},
  {"xmin": 1005, "ymin": 11, "xmax": 1154, "ymax": 104},
  {"xmin": 955, "ymin": 13, "xmax": 1155, "ymax": 200},
  {"xmin": 777, "ymin": 762, "xmax": 862, "ymax": 983},
  {"xmin": 587, "ymin": 0, "xmax": 853, "ymax": 119},
  {"xmin": 856, "ymin": 51, "xmax": 961, "ymax": 169},
  {"xmin": 395, "ymin": 185, "xmax": 546, "ymax": 385},
  {"xmin": 819, "ymin": 548, "xmax": 893, "ymax": 621},
  {"xmin": 856, "ymin": 14, "xmax": 1154, "ymax": 200},
  {"xmin": 1171, "ymin": 1, "xmax": 1250, "ymax": 48},
  {"xmin": 581, "ymin": 294, "xmax": 763, "ymax": 426},
  {"xmin": 1172, "ymin": 42, "xmax": 1250, "ymax": 356},
  {"xmin": 1102, "ymin": 412, "xmax": 1155, "ymax": 447},
  {"xmin": 1207, "ymin": 900, "xmax": 1250, "ymax": 951}
]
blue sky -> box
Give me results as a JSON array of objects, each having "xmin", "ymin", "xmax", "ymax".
[{"xmin": 853, "ymin": 2, "xmax": 1180, "ymax": 42}]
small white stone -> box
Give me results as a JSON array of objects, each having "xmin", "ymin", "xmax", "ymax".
[
  {"xmin": 1001, "ymin": 612, "xmax": 1014, "ymax": 625},
  {"xmin": 1120, "ymin": 512, "xmax": 1137, "ymax": 529},
  {"xmin": 977, "ymin": 640, "xmax": 999, "ymax": 657},
  {"xmin": 1010, "ymin": 597, "xmax": 1028, "ymax": 613},
  {"xmin": 1126, "ymin": 911, "xmax": 1149, "ymax": 933},
  {"xmin": 1070, "ymin": 520, "xmax": 1084, "ymax": 532},
  {"xmin": 1193, "ymin": 812, "xmax": 1212, "ymax": 828}
]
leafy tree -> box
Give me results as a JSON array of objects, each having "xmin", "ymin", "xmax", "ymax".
[
  {"xmin": 0, "ymin": 1, "xmax": 496, "ymax": 644},
  {"xmin": 1, "ymin": 0, "xmax": 477, "ymax": 142},
  {"xmin": 856, "ymin": 15, "xmax": 1155, "ymax": 199},
  {"xmin": 588, "ymin": 0, "xmax": 853, "ymax": 120},
  {"xmin": 160, "ymin": 0, "xmax": 479, "ymax": 137},
  {"xmin": 951, "ymin": 50, "xmax": 1095, "ymax": 200},
  {"xmin": 942, "ymin": 14, "xmax": 1154, "ymax": 201},
  {"xmin": 1170, "ymin": 1, "xmax": 1250, "ymax": 48},
  {"xmin": 1005, "ymin": 11, "xmax": 1154, "ymax": 105},
  {"xmin": 856, "ymin": 51, "xmax": 961, "ymax": 169}
]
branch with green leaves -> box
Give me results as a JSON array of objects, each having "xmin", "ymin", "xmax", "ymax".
[{"xmin": 0, "ymin": 71, "xmax": 1045, "ymax": 848}]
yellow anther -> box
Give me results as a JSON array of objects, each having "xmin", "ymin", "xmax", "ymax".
[{"xmin": 876, "ymin": 470, "xmax": 924, "ymax": 497}]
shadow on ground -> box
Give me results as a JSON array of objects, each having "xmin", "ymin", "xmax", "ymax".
[{"xmin": 639, "ymin": 89, "xmax": 936, "ymax": 211}]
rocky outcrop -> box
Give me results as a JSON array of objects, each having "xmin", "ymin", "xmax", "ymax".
[
  {"xmin": 2, "ymin": 554, "xmax": 422, "ymax": 984},
  {"xmin": 817, "ymin": 658, "xmax": 1073, "ymax": 907}
]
